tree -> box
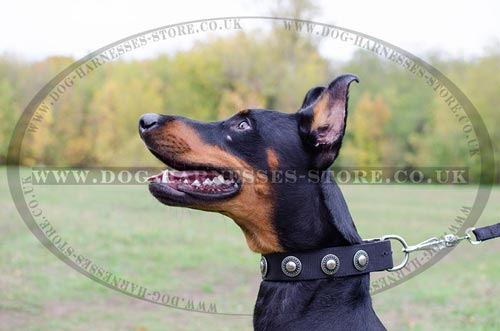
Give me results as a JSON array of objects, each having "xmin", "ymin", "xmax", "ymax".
[
  {"xmin": 88, "ymin": 64, "xmax": 163, "ymax": 166},
  {"xmin": 343, "ymin": 93, "xmax": 391, "ymax": 166},
  {"xmin": 0, "ymin": 79, "xmax": 18, "ymax": 162}
]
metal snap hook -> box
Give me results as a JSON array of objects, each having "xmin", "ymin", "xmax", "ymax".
[{"xmin": 465, "ymin": 227, "xmax": 482, "ymax": 245}]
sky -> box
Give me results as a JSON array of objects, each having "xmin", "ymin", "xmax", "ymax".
[{"xmin": 1, "ymin": 0, "xmax": 499, "ymax": 62}]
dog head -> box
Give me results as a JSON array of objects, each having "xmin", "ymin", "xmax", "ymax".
[{"xmin": 139, "ymin": 74, "xmax": 358, "ymax": 253}]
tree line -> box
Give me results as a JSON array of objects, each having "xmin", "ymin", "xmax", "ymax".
[{"xmin": 1, "ymin": 31, "xmax": 498, "ymax": 183}]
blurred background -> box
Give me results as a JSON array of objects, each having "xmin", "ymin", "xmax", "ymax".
[
  {"xmin": 1, "ymin": 1, "xmax": 500, "ymax": 181},
  {"xmin": 1, "ymin": 1, "xmax": 499, "ymax": 330}
]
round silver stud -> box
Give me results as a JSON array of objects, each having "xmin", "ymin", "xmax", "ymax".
[
  {"xmin": 281, "ymin": 256, "xmax": 302, "ymax": 277},
  {"xmin": 327, "ymin": 260, "xmax": 336, "ymax": 270},
  {"xmin": 260, "ymin": 256, "xmax": 268, "ymax": 278},
  {"xmin": 321, "ymin": 254, "xmax": 340, "ymax": 275},
  {"xmin": 286, "ymin": 261, "xmax": 297, "ymax": 272},
  {"xmin": 353, "ymin": 250, "xmax": 369, "ymax": 271}
]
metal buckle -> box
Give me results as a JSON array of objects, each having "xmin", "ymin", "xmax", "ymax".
[{"xmin": 381, "ymin": 235, "xmax": 409, "ymax": 272}]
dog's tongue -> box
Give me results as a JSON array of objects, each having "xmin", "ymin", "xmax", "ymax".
[{"xmin": 147, "ymin": 169, "xmax": 238, "ymax": 193}]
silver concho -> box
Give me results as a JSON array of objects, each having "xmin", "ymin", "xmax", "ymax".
[
  {"xmin": 281, "ymin": 256, "xmax": 302, "ymax": 277},
  {"xmin": 353, "ymin": 250, "xmax": 369, "ymax": 271},
  {"xmin": 260, "ymin": 256, "xmax": 268, "ymax": 278},
  {"xmin": 321, "ymin": 254, "xmax": 340, "ymax": 275}
]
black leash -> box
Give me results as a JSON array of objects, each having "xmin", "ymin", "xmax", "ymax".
[
  {"xmin": 261, "ymin": 222, "xmax": 500, "ymax": 281},
  {"xmin": 472, "ymin": 223, "xmax": 500, "ymax": 242}
]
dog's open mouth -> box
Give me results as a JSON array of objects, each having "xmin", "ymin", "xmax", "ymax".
[
  {"xmin": 147, "ymin": 168, "xmax": 238, "ymax": 194},
  {"xmin": 146, "ymin": 164, "xmax": 240, "ymax": 205}
]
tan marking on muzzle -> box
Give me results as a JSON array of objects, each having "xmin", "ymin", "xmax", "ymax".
[{"xmin": 149, "ymin": 119, "xmax": 282, "ymax": 254}]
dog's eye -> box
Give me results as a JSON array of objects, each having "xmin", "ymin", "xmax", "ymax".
[{"xmin": 236, "ymin": 120, "xmax": 251, "ymax": 131}]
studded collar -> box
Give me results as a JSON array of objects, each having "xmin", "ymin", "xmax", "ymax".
[{"xmin": 260, "ymin": 239, "xmax": 393, "ymax": 281}]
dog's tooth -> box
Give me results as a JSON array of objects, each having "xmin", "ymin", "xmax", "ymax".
[
  {"xmin": 155, "ymin": 177, "xmax": 161, "ymax": 183},
  {"xmin": 183, "ymin": 179, "xmax": 189, "ymax": 184},
  {"xmin": 192, "ymin": 180, "xmax": 201, "ymax": 187},
  {"xmin": 234, "ymin": 182, "xmax": 239, "ymax": 189},
  {"xmin": 203, "ymin": 178, "xmax": 212, "ymax": 186},
  {"xmin": 212, "ymin": 176, "xmax": 222, "ymax": 185},
  {"xmin": 217, "ymin": 175, "xmax": 225, "ymax": 183},
  {"xmin": 224, "ymin": 179, "xmax": 231, "ymax": 185},
  {"xmin": 162, "ymin": 170, "xmax": 169, "ymax": 183}
]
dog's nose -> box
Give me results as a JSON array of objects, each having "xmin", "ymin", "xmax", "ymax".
[{"xmin": 138, "ymin": 113, "xmax": 161, "ymax": 135}]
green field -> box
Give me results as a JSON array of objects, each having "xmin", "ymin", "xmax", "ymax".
[{"xmin": 1, "ymin": 167, "xmax": 499, "ymax": 331}]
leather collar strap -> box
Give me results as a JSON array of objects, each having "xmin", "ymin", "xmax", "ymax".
[{"xmin": 261, "ymin": 240, "xmax": 393, "ymax": 281}]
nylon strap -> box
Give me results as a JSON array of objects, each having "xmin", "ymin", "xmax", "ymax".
[
  {"xmin": 473, "ymin": 223, "xmax": 500, "ymax": 242},
  {"xmin": 262, "ymin": 240, "xmax": 393, "ymax": 282}
]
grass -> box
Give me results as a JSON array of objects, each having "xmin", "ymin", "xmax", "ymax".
[{"xmin": 1, "ymin": 166, "xmax": 499, "ymax": 331}]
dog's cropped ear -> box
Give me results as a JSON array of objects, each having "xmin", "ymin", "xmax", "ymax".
[
  {"xmin": 300, "ymin": 86, "xmax": 326, "ymax": 109},
  {"xmin": 298, "ymin": 74, "xmax": 359, "ymax": 169}
]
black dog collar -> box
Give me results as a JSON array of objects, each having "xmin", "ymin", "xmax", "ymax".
[{"xmin": 260, "ymin": 240, "xmax": 393, "ymax": 281}]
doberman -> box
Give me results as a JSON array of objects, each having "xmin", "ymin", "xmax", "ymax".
[{"xmin": 138, "ymin": 74, "xmax": 388, "ymax": 330}]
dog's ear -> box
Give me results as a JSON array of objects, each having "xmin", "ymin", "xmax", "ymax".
[
  {"xmin": 321, "ymin": 171, "xmax": 362, "ymax": 244},
  {"xmin": 300, "ymin": 86, "xmax": 326, "ymax": 109},
  {"xmin": 298, "ymin": 74, "xmax": 359, "ymax": 169}
]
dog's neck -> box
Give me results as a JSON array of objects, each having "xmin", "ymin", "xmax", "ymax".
[
  {"xmin": 254, "ymin": 173, "xmax": 385, "ymax": 330},
  {"xmin": 253, "ymin": 274, "xmax": 386, "ymax": 331},
  {"xmin": 273, "ymin": 171, "xmax": 362, "ymax": 252}
]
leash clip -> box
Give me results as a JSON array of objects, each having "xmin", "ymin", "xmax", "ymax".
[
  {"xmin": 404, "ymin": 237, "xmax": 444, "ymax": 253},
  {"xmin": 381, "ymin": 230, "xmax": 480, "ymax": 272},
  {"xmin": 404, "ymin": 234, "xmax": 468, "ymax": 254}
]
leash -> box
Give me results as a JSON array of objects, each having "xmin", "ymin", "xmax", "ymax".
[{"xmin": 261, "ymin": 223, "xmax": 500, "ymax": 281}]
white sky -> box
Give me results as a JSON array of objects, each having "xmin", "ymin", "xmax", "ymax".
[{"xmin": 1, "ymin": 0, "xmax": 499, "ymax": 61}]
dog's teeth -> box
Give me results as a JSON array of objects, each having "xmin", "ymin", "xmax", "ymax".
[
  {"xmin": 203, "ymin": 178, "xmax": 212, "ymax": 186},
  {"xmin": 217, "ymin": 175, "xmax": 225, "ymax": 183},
  {"xmin": 183, "ymin": 179, "xmax": 189, "ymax": 184},
  {"xmin": 162, "ymin": 170, "xmax": 169, "ymax": 183},
  {"xmin": 192, "ymin": 180, "xmax": 201, "ymax": 187},
  {"xmin": 224, "ymin": 179, "xmax": 231, "ymax": 185},
  {"xmin": 213, "ymin": 176, "xmax": 223, "ymax": 185},
  {"xmin": 155, "ymin": 177, "xmax": 161, "ymax": 183},
  {"xmin": 234, "ymin": 182, "xmax": 239, "ymax": 189}
]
